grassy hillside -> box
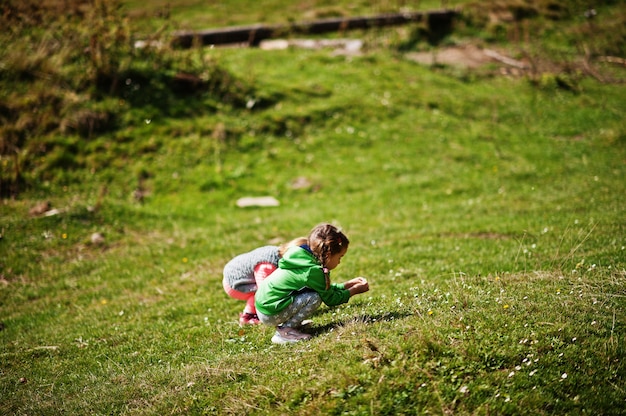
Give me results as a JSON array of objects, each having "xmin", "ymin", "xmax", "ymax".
[{"xmin": 1, "ymin": 0, "xmax": 625, "ymax": 414}]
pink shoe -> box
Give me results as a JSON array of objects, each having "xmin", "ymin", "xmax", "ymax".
[{"xmin": 239, "ymin": 312, "xmax": 260, "ymax": 325}]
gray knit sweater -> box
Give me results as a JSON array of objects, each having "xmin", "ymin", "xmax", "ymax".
[{"xmin": 223, "ymin": 245, "xmax": 280, "ymax": 292}]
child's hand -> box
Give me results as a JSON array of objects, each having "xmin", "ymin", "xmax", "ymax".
[{"xmin": 346, "ymin": 277, "xmax": 369, "ymax": 296}]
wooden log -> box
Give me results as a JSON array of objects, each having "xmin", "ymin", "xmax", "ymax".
[{"xmin": 172, "ymin": 9, "xmax": 458, "ymax": 48}]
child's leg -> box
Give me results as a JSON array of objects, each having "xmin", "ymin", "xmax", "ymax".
[
  {"xmin": 282, "ymin": 291, "xmax": 321, "ymax": 328},
  {"xmin": 244, "ymin": 296, "xmax": 256, "ymax": 315},
  {"xmin": 257, "ymin": 291, "xmax": 321, "ymax": 328},
  {"xmin": 244, "ymin": 263, "xmax": 277, "ymax": 315},
  {"xmin": 223, "ymin": 279, "xmax": 256, "ymax": 314},
  {"xmin": 253, "ymin": 262, "xmax": 277, "ymax": 285}
]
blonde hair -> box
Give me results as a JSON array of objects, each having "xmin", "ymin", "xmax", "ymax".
[
  {"xmin": 307, "ymin": 223, "xmax": 349, "ymax": 267},
  {"xmin": 278, "ymin": 236, "xmax": 307, "ymax": 257}
]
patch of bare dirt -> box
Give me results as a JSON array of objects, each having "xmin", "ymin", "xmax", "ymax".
[
  {"xmin": 405, "ymin": 44, "xmax": 528, "ymax": 71},
  {"xmin": 258, "ymin": 37, "xmax": 623, "ymax": 82}
]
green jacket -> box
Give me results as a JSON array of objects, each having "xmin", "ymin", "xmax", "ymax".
[{"xmin": 255, "ymin": 245, "xmax": 351, "ymax": 316}]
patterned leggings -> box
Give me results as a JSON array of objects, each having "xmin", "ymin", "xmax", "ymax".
[{"xmin": 257, "ymin": 290, "xmax": 322, "ymax": 328}]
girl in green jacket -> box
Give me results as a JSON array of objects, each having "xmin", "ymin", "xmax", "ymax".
[
  {"xmin": 223, "ymin": 237, "xmax": 307, "ymax": 326},
  {"xmin": 255, "ymin": 223, "xmax": 370, "ymax": 344}
]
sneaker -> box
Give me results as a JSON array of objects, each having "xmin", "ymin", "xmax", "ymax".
[
  {"xmin": 271, "ymin": 326, "xmax": 312, "ymax": 344},
  {"xmin": 239, "ymin": 312, "xmax": 260, "ymax": 326}
]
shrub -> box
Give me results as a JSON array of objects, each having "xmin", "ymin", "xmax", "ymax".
[{"xmin": 0, "ymin": 0, "xmax": 251, "ymax": 197}]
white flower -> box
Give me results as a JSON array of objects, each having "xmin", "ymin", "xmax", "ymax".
[
  {"xmin": 459, "ymin": 385, "xmax": 469, "ymax": 394},
  {"xmin": 561, "ymin": 373, "xmax": 568, "ymax": 379}
]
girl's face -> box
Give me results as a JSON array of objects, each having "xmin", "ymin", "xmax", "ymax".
[{"xmin": 326, "ymin": 246, "xmax": 348, "ymax": 270}]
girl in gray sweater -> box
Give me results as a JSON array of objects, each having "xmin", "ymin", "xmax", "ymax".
[{"xmin": 223, "ymin": 237, "xmax": 306, "ymax": 325}]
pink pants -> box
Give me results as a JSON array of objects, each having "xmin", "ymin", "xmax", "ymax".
[{"xmin": 222, "ymin": 263, "xmax": 277, "ymax": 314}]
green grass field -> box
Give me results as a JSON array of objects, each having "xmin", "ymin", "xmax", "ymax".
[{"xmin": 1, "ymin": 0, "xmax": 625, "ymax": 414}]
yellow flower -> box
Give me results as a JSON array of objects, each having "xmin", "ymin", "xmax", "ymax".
[
  {"xmin": 182, "ymin": 257, "xmax": 188, "ymax": 263},
  {"xmin": 503, "ymin": 304, "xmax": 510, "ymax": 309},
  {"xmin": 428, "ymin": 310, "xmax": 433, "ymax": 315},
  {"xmin": 62, "ymin": 233, "xmax": 67, "ymax": 239}
]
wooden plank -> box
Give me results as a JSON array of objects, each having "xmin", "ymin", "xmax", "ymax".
[{"xmin": 172, "ymin": 9, "xmax": 458, "ymax": 48}]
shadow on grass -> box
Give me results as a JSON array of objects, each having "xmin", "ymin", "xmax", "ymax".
[{"xmin": 307, "ymin": 309, "xmax": 413, "ymax": 337}]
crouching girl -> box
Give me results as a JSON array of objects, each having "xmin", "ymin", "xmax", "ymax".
[{"xmin": 255, "ymin": 223, "xmax": 369, "ymax": 344}]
